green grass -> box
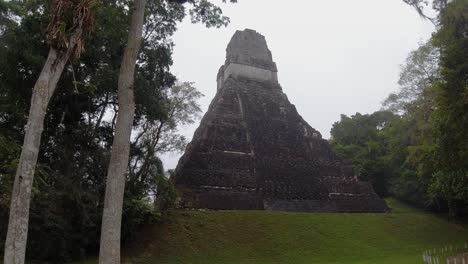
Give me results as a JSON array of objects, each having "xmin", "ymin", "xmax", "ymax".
[{"xmin": 78, "ymin": 199, "xmax": 468, "ymax": 264}]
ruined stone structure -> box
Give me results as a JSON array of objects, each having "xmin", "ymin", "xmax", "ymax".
[{"xmin": 174, "ymin": 29, "xmax": 388, "ymax": 213}]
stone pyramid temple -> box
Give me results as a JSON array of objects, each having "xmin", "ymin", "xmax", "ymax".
[{"xmin": 173, "ymin": 29, "xmax": 387, "ymax": 213}]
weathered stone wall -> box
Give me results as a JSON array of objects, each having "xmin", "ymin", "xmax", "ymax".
[
  {"xmin": 217, "ymin": 29, "xmax": 279, "ymax": 91},
  {"xmin": 225, "ymin": 29, "xmax": 277, "ymax": 72},
  {"xmin": 223, "ymin": 63, "xmax": 278, "ymax": 84},
  {"xmin": 174, "ymin": 29, "xmax": 388, "ymax": 213}
]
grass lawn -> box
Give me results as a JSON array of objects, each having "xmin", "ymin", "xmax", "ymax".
[{"xmin": 94, "ymin": 198, "xmax": 466, "ymax": 264}]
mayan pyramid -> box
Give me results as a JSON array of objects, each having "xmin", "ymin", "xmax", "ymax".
[{"xmin": 173, "ymin": 29, "xmax": 387, "ymax": 213}]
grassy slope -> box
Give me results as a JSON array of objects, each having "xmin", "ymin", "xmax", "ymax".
[{"xmin": 115, "ymin": 199, "xmax": 468, "ymax": 264}]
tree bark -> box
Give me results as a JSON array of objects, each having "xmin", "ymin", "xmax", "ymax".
[
  {"xmin": 98, "ymin": 0, "xmax": 145, "ymax": 263},
  {"xmin": 3, "ymin": 29, "xmax": 81, "ymax": 264}
]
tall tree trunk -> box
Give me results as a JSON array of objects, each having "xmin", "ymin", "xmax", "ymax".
[
  {"xmin": 4, "ymin": 30, "xmax": 81, "ymax": 264},
  {"xmin": 98, "ymin": 0, "xmax": 145, "ymax": 263}
]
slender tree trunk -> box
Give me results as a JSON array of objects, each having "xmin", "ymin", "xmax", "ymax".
[
  {"xmin": 98, "ymin": 0, "xmax": 145, "ymax": 263},
  {"xmin": 4, "ymin": 29, "xmax": 81, "ymax": 264}
]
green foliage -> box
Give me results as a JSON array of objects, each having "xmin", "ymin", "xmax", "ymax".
[
  {"xmin": 188, "ymin": 0, "xmax": 231, "ymax": 28},
  {"xmin": 333, "ymin": 0, "xmax": 468, "ymax": 218},
  {"xmin": 395, "ymin": 0, "xmax": 468, "ymax": 218},
  {"xmin": 154, "ymin": 170, "xmax": 177, "ymax": 211},
  {"xmin": 122, "ymin": 197, "xmax": 162, "ymax": 243},
  {"xmin": 403, "ymin": 0, "xmax": 449, "ymax": 22},
  {"xmin": 427, "ymin": 0, "xmax": 468, "ymax": 218},
  {"xmin": 382, "ymin": 41, "xmax": 439, "ymax": 114},
  {"xmin": 330, "ymin": 111, "xmax": 400, "ymax": 196},
  {"xmin": 0, "ymin": 136, "xmax": 18, "ymax": 252}
]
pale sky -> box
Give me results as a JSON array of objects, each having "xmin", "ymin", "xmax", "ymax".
[{"xmin": 161, "ymin": 0, "xmax": 435, "ymax": 170}]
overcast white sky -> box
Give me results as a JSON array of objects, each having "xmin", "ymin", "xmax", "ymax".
[{"xmin": 160, "ymin": 0, "xmax": 435, "ymax": 170}]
